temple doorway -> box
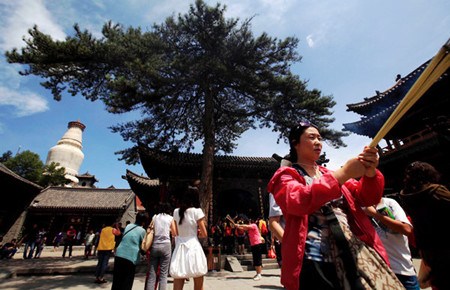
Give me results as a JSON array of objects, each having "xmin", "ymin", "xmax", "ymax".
[{"xmin": 215, "ymin": 188, "xmax": 260, "ymax": 220}]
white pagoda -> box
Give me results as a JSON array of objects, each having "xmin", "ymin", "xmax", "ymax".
[{"xmin": 45, "ymin": 120, "xmax": 86, "ymax": 184}]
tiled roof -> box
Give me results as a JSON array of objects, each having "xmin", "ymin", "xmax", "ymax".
[
  {"xmin": 139, "ymin": 147, "xmax": 279, "ymax": 179},
  {"xmin": 0, "ymin": 163, "xmax": 42, "ymax": 190},
  {"xmin": 77, "ymin": 171, "xmax": 99, "ymax": 181},
  {"xmin": 343, "ymin": 59, "xmax": 449, "ymax": 139},
  {"xmin": 124, "ymin": 170, "xmax": 161, "ymax": 210},
  {"xmin": 140, "ymin": 147, "xmax": 277, "ymax": 167},
  {"xmin": 125, "ymin": 170, "xmax": 160, "ymax": 187},
  {"xmin": 28, "ymin": 187, "xmax": 134, "ymax": 211},
  {"xmin": 346, "ymin": 60, "xmax": 429, "ymax": 116}
]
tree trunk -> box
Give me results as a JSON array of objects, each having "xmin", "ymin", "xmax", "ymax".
[{"xmin": 199, "ymin": 90, "xmax": 215, "ymax": 225}]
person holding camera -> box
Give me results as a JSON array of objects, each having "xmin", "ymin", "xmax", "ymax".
[{"xmin": 364, "ymin": 197, "xmax": 419, "ymax": 290}]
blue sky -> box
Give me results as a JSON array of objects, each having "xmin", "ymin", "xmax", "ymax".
[{"xmin": 0, "ymin": 0, "xmax": 448, "ymax": 188}]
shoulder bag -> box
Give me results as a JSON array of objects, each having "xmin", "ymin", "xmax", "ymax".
[{"xmin": 141, "ymin": 218, "xmax": 155, "ymax": 252}]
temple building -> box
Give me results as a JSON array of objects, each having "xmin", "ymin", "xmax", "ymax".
[
  {"xmin": 0, "ymin": 163, "xmax": 42, "ymax": 242},
  {"xmin": 26, "ymin": 186, "xmax": 136, "ymax": 240},
  {"xmin": 343, "ymin": 58, "xmax": 449, "ymax": 192},
  {"xmin": 125, "ymin": 146, "xmax": 280, "ymax": 221},
  {"xmin": 77, "ymin": 171, "xmax": 99, "ymax": 188},
  {"xmin": 4, "ymin": 120, "xmax": 140, "ymax": 243}
]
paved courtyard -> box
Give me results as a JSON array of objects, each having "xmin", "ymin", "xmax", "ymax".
[
  {"xmin": 0, "ymin": 246, "xmax": 428, "ymax": 290},
  {"xmin": 0, "ymin": 269, "xmax": 283, "ymax": 290},
  {"xmin": 0, "ymin": 247, "xmax": 283, "ymax": 290}
]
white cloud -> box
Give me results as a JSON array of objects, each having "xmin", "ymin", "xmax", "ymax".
[
  {"xmin": 92, "ymin": 0, "xmax": 106, "ymax": 10},
  {"xmin": 0, "ymin": 86, "xmax": 49, "ymax": 117},
  {"xmin": 219, "ymin": 0, "xmax": 296, "ymax": 36},
  {"xmin": 143, "ymin": 0, "xmax": 296, "ymax": 37},
  {"xmin": 0, "ymin": 61, "xmax": 23, "ymax": 90},
  {"xmin": 144, "ymin": 0, "xmax": 189, "ymax": 24},
  {"xmin": 0, "ymin": 0, "xmax": 62, "ymax": 118},
  {"xmin": 306, "ymin": 34, "xmax": 315, "ymax": 48},
  {"xmin": 0, "ymin": 0, "xmax": 66, "ymax": 51},
  {"xmin": 259, "ymin": 0, "xmax": 293, "ymax": 23}
]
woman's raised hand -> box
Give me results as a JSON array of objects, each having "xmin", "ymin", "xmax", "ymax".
[
  {"xmin": 333, "ymin": 157, "xmax": 366, "ymax": 184},
  {"xmin": 357, "ymin": 146, "xmax": 379, "ymax": 177},
  {"xmin": 343, "ymin": 157, "xmax": 367, "ymax": 179},
  {"xmin": 333, "ymin": 146, "xmax": 379, "ymax": 184}
]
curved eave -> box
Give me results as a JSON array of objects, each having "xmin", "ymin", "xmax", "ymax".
[
  {"xmin": 344, "ymin": 69, "xmax": 449, "ymax": 139},
  {"xmin": 125, "ymin": 170, "xmax": 160, "ymax": 187},
  {"xmin": 343, "ymin": 101, "xmax": 399, "ymax": 138},
  {"xmin": 346, "ymin": 60, "xmax": 429, "ymax": 116},
  {"xmin": 125, "ymin": 170, "xmax": 160, "ymax": 210},
  {"xmin": 0, "ymin": 163, "xmax": 43, "ymax": 191}
]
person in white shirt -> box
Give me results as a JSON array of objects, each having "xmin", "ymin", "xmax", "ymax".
[
  {"xmin": 363, "ymin": 197, "xmax": 419, "ymax": 290},
  {"xmin": 268, "ymin": 156, "xmax": 290, "ymax": 267},
  {"xmin": 145, "ymin": 203, "xmax": 177, "ymax": 290}
]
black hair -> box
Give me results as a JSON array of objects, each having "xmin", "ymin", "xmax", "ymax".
[
  {"xmin": 404, "ymin": 161, "xmax": 441, "ymax": 192},
  {"xmin": 155, "ymin": 202, "xmax": 172, "ymax": 215},
  {"xmin": 287, "ymin": 122, "xmax": 319, "ymax": 163},
  {"xmin": 135, "ymin": 212, "xmax": 149, "ymax": 227},
  {"xmin": 178, "ymin": 187, "xmax": 201, "ymax": 225}
]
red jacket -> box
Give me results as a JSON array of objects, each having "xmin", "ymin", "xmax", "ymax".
[{"xmin": 267, "ymin": 166, "xmax": 389, "ymax": 290}]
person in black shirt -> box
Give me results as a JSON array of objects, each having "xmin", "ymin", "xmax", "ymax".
[
  {"xmin": 0, "ymin": 239, "xmax": 18, "ymax": 259},
  {"xmin": 22, "ymin": 224, "xmax": 38, "ymax": 259}
]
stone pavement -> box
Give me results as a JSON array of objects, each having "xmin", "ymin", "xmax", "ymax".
[
  {"xmin": 0, "ymin": 246, "xmax": 283, "ymax": 290},
  {"xmin": 0, "ymin": 246, "xmax": 429, "ymax": 290},
  {"xmin": 0, "ymin": 269, "xmax": 284, "ymax": 290}
]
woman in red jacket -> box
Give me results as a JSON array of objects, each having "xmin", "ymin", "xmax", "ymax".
[{"xmin": 267, "ymin": 122, "xmax": 388, "ymax": 290}]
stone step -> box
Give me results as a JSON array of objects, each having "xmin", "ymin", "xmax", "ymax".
[
  {"xmin": 230, "ymin": 254, "xmax": 274, "ymax": 260},
  {"xmin": 219, "ymin": 254, "xmax": 279, "ymax": 272},
  {"xmin": 241, "ymin": 263, "xmax": 280, "ymax": 271},
  {"xmin": 239, "ymin": 258, "xmax": 278, "ymax": 266}
]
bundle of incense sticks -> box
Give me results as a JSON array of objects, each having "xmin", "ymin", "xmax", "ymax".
[
  {"xmin": 369, "ymin": 39, "xmax": 450, "ymax": 147},
  {"xmin": 225, "ymin": 214, "xmax": 236, "ymax": 226}
]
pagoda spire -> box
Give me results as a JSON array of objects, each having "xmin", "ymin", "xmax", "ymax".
[{"xmin": 45, "ymin": 121, "xmax": 86, "ymax": 183}]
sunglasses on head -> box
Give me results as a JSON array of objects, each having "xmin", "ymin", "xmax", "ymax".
[{"xmin": 295, "ymin": 121, "xmax": 317, "ymax": 130}]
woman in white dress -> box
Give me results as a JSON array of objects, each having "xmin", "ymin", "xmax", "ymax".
[{"xmin": 170, "ymin": 187, "xmax": 208, "ymax": 290}]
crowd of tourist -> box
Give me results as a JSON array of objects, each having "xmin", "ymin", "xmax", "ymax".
[
  {"xmin": 0, "ymin": 221, "xmax": 126, "ymax": 261},
  {"xmin": 1, "ymin": 122, "xmax": 449, "ymax": 290}
]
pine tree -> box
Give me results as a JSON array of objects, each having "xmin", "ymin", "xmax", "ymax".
[{"xmin": 6, "ymin": 0, "xmax": 347, "ymax": 217}]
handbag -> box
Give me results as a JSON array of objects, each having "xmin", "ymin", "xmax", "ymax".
[
  {"xmin": 267, "ymin": 247, "xmax": 277, "ymax": 259},
  {"xmin": 141, "ymin": 218, "xmax": 155, "ymax": 252},
  {"xmin": 323, "ymin": 204, "xmax": 404, "ymax": 290}
]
